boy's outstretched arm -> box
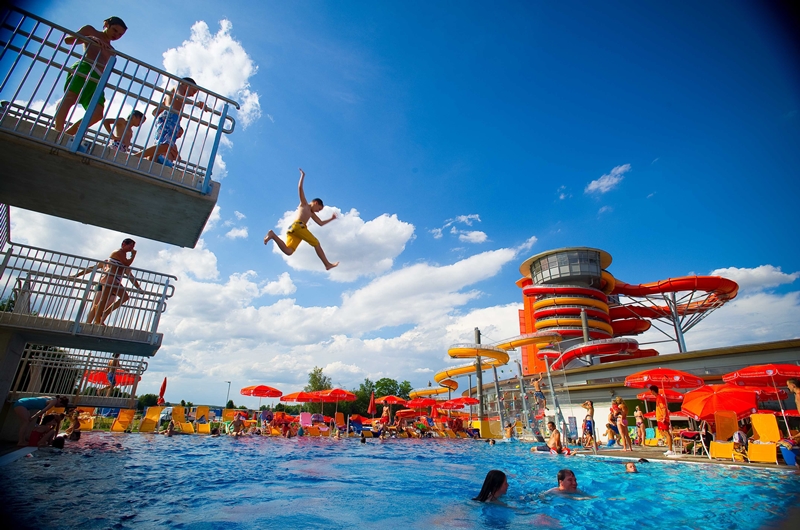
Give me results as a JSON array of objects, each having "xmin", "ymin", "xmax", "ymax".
[
  {"xmin": 310, "ymin": 211, "xmax": 337, "ymax": 227},
  {"xmin": 297, "ymin": 168, "xmax": 308, "ymax": 206}
]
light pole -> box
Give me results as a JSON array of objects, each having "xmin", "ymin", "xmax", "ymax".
[{"xmin": 225, "ymin": 381, "xmax": 231, "ymax": 407}]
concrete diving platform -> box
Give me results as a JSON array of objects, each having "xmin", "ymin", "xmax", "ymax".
[{"xmin": 0, "ymin": 7, "xmax": 239, "ymax": 248}]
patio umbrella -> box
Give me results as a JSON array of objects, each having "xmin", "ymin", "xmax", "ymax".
[
  {"xmin": 240, "ymin": 385, "xmax": 283, "ymax": 398},
  {"xmin": 375, "ymin": 395, "xmax": 407, "ymax": 423},
  {"xmin": 85, "ymin": 370, "xmax": 139, "ymax": 387},
  {"xmin": 157, "ymin": 377, "xmax": 167, "ymax": 405},
  {"xmin": 240, "ymin": 385, "xmax": 283, "ymax": 409},
  {"xmin": 406, "ymin": 397, "xmax": 437, "ymax": 409},
  {"xmin": 367, "ymin": 391, "xmax": 377, "ymax": 418},
  {"xmin": 644, "ymin": 410, "xmax": 691, "ymax": 420},
  {"xmin": 624, "ymin": 368, "xmax": 705, "ymax": 390},
  {"xmin": 636, "ymin": 389, "xmax": 685, "ymax": 402},
  {"xmin": 439, "ymin": 401, "xmax": 468, "ymax": 410},
  {"xmin": 756, "ymin": 409, "xmax": 800, "ymax": 417},
  {"xmin": 723, "ymin": 363, "xmax": 800, "ymax": 433},
  {"xmin": 448, "ymin": 397, "xmax": 480, "ymax": 406},
  {"xmin": 314, "ymin": 389, "xmax": 357, "ymax": 430},
  {"xmin": 681, "ymin": 384, "xmax": 759, "ymax": 422}
]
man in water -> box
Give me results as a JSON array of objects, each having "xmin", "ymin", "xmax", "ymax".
[
  {"xmin": 545, "ymin": 469, "xmax": 588, "ymax": 496},
  {"xmin": 264, "ymin": 168, "xmax": 338, "ymax": 270},
  {"xmin": 532, "ymin": 421, "xmax": 572, "ymax": 455}
]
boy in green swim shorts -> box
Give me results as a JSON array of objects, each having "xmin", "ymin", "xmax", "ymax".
[
  {"xmin": 54, "ymin": 16, "xmax": 127, "ymax": 136},
  {"xmin": 264, "ymin": 168, "xmax": 339, "ymax": 270}
]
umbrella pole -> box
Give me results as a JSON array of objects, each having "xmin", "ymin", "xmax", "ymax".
[
  {"xmin": 771, "ymin": 375, "xmax": 791, "ymax": 435},
  {"xmin": 699, "ymin": 420, "xmax": 712, "ymax": 461}
]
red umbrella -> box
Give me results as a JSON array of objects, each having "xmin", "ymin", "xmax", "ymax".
[
  {"xmin": 394, "ymin": 409, "xmax": 418, "ymax": 419},
  {"xmin": 681, "ymin": 384, "xmax": 759, "ymax": 422},
  {"xmin": 240, "ymin": 385, "xmax": 283, "ymax": 398},
  {"xmin": 280, "ymin": 391, "xmax": 318, "ymax": 403},
  {"xmin": 407, "ymin": 397, "xmax": 437, "ymax": 409},
  {"xmin": 315, "ymin": 388, "xmax": 357, "ymax": 401},
  {"xmin": 722, "ymin": 364, "xmax": 800, "ymax": 387},
  {"xmin": 375, "ymin": 395, "xmax": 408, "ymax": 405},
  {"xmin": 723, "ymin": 364, "xmax": 800, "ymax": 432},
  {"xmin": 439, "ymin": 401, "xmax": 467, "ymax": 410},
  {"xmin": 637, "ymin": 389, "xmax": 684, "ymax": 402},
  {"xmin": 157, "ymin": 377, "xmax": 167, "ymax": 405},
  {"xmin": 367, "ymin": 391, "xmax": 377, "ymax": 417},
  {"xmin": 448, "ymin": 396, "xmax": 480, "ymax": 406},
  {"xmin": 85, "ymin": 370, "xmax": 139, "ymax": 386},
  {"xmin": 644, "ymin": 410, "xmax": 690, "ymax": 420},
  {"xmin": 756, "ymin": 409, "xmax": 800, "ymax": 417},
  {"xmin": 624, "ymin": 368, "xmax": 704, "ymax": 390}
]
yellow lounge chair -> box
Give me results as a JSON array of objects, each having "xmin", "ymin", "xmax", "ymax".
[
  {"xmin": 709, "ymin": 410, "xmax": 738, "ymax": 461},
  {"xmin": 138, "ymin": 406, "xmax": 164, "ymax": 432},
  {"xmin": 110, "ymin": 409, "xmax": 136, "ymax": 432},
  {"xmin": 749, "ymin": 413, "xmax": 780, "ymax": 464},
  {"xmin": 305, "ymin": 426, "xmax": 321, "ymax": 437},
  {"xmin": 194, "ymin": 406, "xmax": 210, "ymax": 434},
  {"xmin": 444, "ymin": 428, "xmax": 457, "ymax": 439},
  {"xmin": 170, "ymin": 406, "xmax": 195, "ymax": 434},
  {"xmin": 77, "ymin": 407, "xmax": 95, "ymax": 430}
]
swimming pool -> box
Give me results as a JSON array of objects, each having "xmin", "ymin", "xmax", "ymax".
[{"xmin": 1, "ymin": 433, "xmax": 798, "ymax": 529}]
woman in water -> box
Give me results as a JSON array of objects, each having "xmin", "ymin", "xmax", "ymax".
[{"xmin": 473, "ymin": 470, "xmax": 508, "ymax": 502}]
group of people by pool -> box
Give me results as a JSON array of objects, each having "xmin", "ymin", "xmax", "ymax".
[{"xmin": 12, "ymin": 395, "xmax": 83, "ymax": 449}]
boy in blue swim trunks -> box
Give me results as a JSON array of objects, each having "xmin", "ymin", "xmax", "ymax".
[
  {"xmin": 141, "ymin": 77, "xmax": 207, "ymax": 164},
  {"xmin": 54, "ymin": 16, "xmax": 127, "ymax": 136},
  {"xmin": 264, "ymin": 168, "xmax": 339, "ymax": 270}
]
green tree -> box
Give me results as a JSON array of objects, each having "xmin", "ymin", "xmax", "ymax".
[
  {"xmin": 304, "ymin": 366, "xmax": 332, "ymax": 392},
  {"xmin": 226, "ymin": 399, "xmax": 235, "ymax": 409},
  {"xmin": 374, "ymin": 377, "xmax": 399, "ymax": 398},
  {"xmin": 180, "ymin": 399, "xmax": 186, "ymax": 406},
  {"xmin": 137, "ymin": 393, "xmax": 159, "ymax": 411},
  {"xmin": 0, "ymin": 295, "xmax": 15, "ymax": 312},
  {"xmin": 397, "ymin": 380, "xmax": 413, "ymax": 400}
]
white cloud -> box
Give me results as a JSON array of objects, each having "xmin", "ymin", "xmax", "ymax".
[
  {"xmin": 224, "ymin": 227, "xmax": 248, "ymax": 239},
  {"xmin": 203, "ymin": 205, "xmax": 222, "ymax": 233},
  {"xmin": 430, "ymin": 228, "xmax": 443, "ymax": 239},
  {"xmin": 454, "ymin": 214, "xmax": 481, "ymax": 226},
  {"xmin": 261, "ymin": 272, "xmax": 296, "ymax": 296},
  {"xmin": 414, "ymin": 368, "xmax": 433, "ymax": 373},
  {"xmin": 234, "ymin": 211, "xmax": 246, "ymax": 220},
  {"xmin": 557, "ymin": 185, "xmax": 571, "ymax": 200},
  {"xmin": 162, "ymin": 19, "xmax": 261, "ymax": 127},
  {"xmin": 270, "ymin": 207, "xmax": 415, "ymax": 282},
  {"xmin": 598, "ymin": 206, "xmax": 613, "ymax": 214},
  {"xmin": 516, "ymin": 236, "xmax": 538, "ymax": 254},
  {"xmin": 459, "ymin": 231, "xmax": 488, "ymax": 244},
  {"xmin": 585, "ymin": 164, "xmax": 630, "ymax": 194},
  {"xmin": 710, "ymin": 265, "xmax": 799, "ymax": 293}
]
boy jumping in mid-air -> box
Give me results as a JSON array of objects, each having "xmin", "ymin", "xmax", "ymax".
[{"xmin": 264, "ymin": 168, "xmax": 338, "ymax": 270}]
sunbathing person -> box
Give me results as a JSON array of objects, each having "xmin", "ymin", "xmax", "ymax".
[{"xmin": 532, "ymin": 421, "xmax": 573, "ymax": 455}]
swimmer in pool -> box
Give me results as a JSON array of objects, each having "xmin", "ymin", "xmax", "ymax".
[
  {"xmin": 473, "ymin": 470, "xmax": 508, "ymax": 502},
  {"xmin": 545, "ymin": 469, "xmax": 591, "ymax": 497},
  {"xmin": 626, "ymin": 462, "xmax": 638, "ymax": 473}
]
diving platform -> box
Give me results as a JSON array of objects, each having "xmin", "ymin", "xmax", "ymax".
[
  {"xmin": 0, "ymin": 7, "xmax": 239, "ymax": 248},
  {"xmin": 0, "ymin": 240, "xmax": 176, "ymax": 357}
]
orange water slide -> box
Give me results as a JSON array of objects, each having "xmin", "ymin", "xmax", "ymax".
[{"xmin": 611, "ymin": 276, "xmax": 739, "ymax": 316}]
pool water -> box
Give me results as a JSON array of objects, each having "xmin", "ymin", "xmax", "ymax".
[{"xmin": 1, "ymin": 433, "xmax": 798, "ymax": 529}]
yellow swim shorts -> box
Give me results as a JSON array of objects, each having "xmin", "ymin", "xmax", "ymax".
[{"xmin": 286, "ymin": 221, "xmax": 319, "ymax": 250}]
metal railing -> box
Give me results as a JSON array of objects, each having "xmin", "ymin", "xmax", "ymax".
[
  {"xmin": 0, "ymin": 203, "xmax": 9, "ymax": 252},
  {"xmin": 7, "ymin": 343, "xmax": 146, "ymax": 408},
  {"xmin": 0, "ymin": 242, "xmax": 176, "ymax": 344},
  {"xmin": 0, "ymin": 6, "xmax": 239, "ymax": 194}
]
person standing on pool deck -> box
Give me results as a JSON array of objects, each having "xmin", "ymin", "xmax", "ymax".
[
  {"xmin": 473, "ymin": 470, "xmax": 508, "ymax": 502},
  {"xmin": 12, "ymin": 396, "xmax": 69, "ymax": 446},
  {"xmin": 581, "ymin": 400, "xmax": 598, "ymax": 451},
  {"xmin": 615, "ymin": 396, "xmax": 633, "ymax": 452},
  {"xmin": 54, "ymin": 17, "xmax": 127, "ymax": 135},
  {"xmin": 264, "ymin": 168, "xmax": 339, "ymax": 270},
  {"xmin": 650, "ymin": 385, "xmax": 674, "ymax": 455}
]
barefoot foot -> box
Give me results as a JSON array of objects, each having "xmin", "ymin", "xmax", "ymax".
[
  {"xmin": 325, "ymin": 262, "xmax": 339, "ymax": 270},
  {"xmin": 264, "ymin": 230, "xmax": 275, "ymax": 245}
]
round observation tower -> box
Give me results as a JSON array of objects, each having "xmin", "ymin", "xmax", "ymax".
[{"xmin": 518, "ymin": 247, "xmax": 615, "ymax": 344}]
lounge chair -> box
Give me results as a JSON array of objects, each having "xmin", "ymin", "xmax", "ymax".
[
  {"xmin": 110, "ymin": 409, "xmax": 136, "ymax": 432},
  {"xmin": 138, "ymin": 406, "xmax": 164, "ymax": 432},
  {"xmin": 299, "ymin": 412, "xmax": 313, "ymax": 428},
  {"xmin": 709, "ymin": 411, "xmax": 738, "ymax": 461},
  {"xmin": 194, "ymin": 406, "xmax": 210, "ymax": 434},
  {"xmin": 335, "ymin": 412, "xmax": 346, "ymax": 432},
  {"xmin": 749, "ymin": 413, "xmax": 780, "ymax": 464},
  {"xmin": 171, "ymin": 406, "xmax": 194, "ymax": 434},
  {"xmin": 643, "ymin": 427, "xmax": 660, "ymax": 447}
]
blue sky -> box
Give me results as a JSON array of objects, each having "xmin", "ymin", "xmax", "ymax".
[{"xmin": 11, "ymin": 1, "xmax": 800, "ymax": 406}]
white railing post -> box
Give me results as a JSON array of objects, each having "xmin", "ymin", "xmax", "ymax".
[
  {"xmin": 71, "ymin": 263, "xmax": 99, "ymax": 334},
  {"xmin": 149, "ymin": 278, "xmax": 169, "ymax": 344}
]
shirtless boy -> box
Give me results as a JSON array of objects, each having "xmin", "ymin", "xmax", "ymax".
[
  {"xmin": 102, "ymin": 110, "xmax": 145, "ymax": 153},
  {"xmin": 264, "ymin": 168, "xmax": 339, "ymax": 270},
  {"xmin": 140, "ymin": 77, "xmax": 207, "ymax": 163},
  {"xmin": 54, "ymin": 16, "xmax": 127, "ymax": 135},
  {"xmin": 532, "ymin": 421, "xmax": 572, "ymax": 455}
]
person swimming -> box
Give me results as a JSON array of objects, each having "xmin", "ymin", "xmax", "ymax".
[{"xmin": 473, "ymin": 470, "xmax": 508, "ymax": 502}]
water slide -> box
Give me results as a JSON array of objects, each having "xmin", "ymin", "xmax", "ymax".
[{"xmin": 409, "ymin": 332, "xmax": 562, "ymax": 398}]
